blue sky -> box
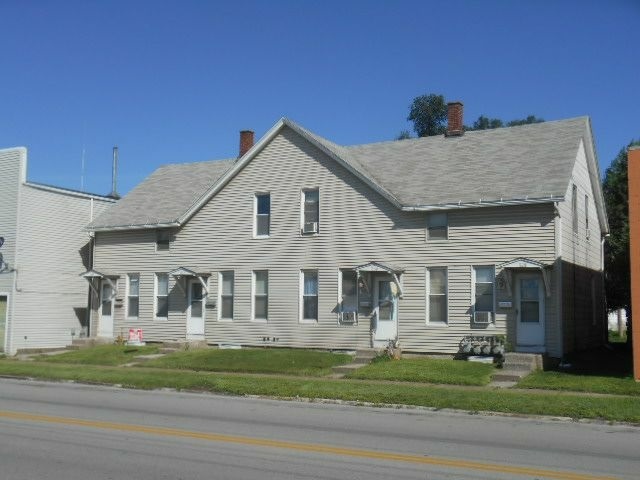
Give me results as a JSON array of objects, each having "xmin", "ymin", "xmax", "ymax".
[{"xmin": 1, "ymin": 0, "xmax": 638, "ymax": 196}]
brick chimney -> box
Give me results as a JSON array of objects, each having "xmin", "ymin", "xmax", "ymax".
[
  {"xmin": 446, "ymin": 101, "xmax": 464, "ymax": 137},
  {"xmin": 239, "ymin": 130, "xmax": 255, "ymax": 157}
]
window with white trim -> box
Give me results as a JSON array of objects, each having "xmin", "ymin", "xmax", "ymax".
[
  {"xmin": 426, "ymin": 267, "xmax": 447, "ymax": 324},
  {"xmin": 156, "ymin": 230, "xmax": 171, "ymax": 251},
  {"xmin": 127, "ymin": 274, "xmax": 140, "ymax": 318},
  {"xmin": 155, "ymin": 273, "xmax": 169, "ymax": 319},
  {"xmin": 473, "ymin": 266, "xmax": 495, "ymax": 322},
  {"xmin": 301, "ymin": 270, "xmax": 318, "ymax": 321},
  {"xmin": 219, "ymin": 271, "xmax": 234, "ymax": 320},
  {"xmin": 302, "ymin": 189, "xmax": 319, "ymax": 234},
  {"xmin": 253, "ymin": 270, "xmax": 268, "ymax": 320},
  {"xmin": 427, "ymin": 213, "xmax": 448, "ymax": 241},
  {"xmin": 255, "ymin": 194, "xmax": 270, "ymax": 237}
]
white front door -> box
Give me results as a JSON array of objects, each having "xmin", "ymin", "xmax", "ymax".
[
  {"xmin": 187, "ymin": 279, "xmax": 205, "ymax": 339},
  {"xmin": 98, "ymin": 281, "xmax": 114, "ymax": 338},
  {"xmin": 373, "ymin": 277, "xmax": 398, "ymax": 346},
  {"xmin": 516, "ymin": 274, "xmax": 545, "ymax": 349}
]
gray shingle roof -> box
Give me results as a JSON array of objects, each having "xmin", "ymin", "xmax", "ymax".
[
  {"xmin": 89, "ymin": 159, "xmax": 234, "ymax": 229},
  {"xmin": 340, "ymin": 117, "xmax": 588, "ymax": 207},
  {"xmin": 89, "ymin": 116, "xmax": 590, "ymax": 231}
]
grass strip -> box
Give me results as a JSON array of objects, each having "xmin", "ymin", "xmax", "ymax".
[
  {"xmin": 348, "ymin": 357, "xmax": 494, "ymax": 386},
  {"xmin": 144, "ymin": 348, "xmax": 353, "ymax": 376},
  {"xmin": 35, "ymin": 345, "xmax": 160, "ymax": 366},
  {"xmin": 1, "ymin": 361, "xmax": 639, "ymax": 423},
  {"xmin": 517, "ymin": 371, "xmax": 640, "ymax": 397}
]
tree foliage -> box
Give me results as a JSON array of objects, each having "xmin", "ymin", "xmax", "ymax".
[
  {"xmin": 603, "ymin": 140, "xmax": 640, "ymax": 313},
  {"xmin": 404, "ymin": 93, "xmax": 544, "ymax": 138},
  {"xmin": 407, "ymin": 94, "xmax": 447, "ymax": 137}
]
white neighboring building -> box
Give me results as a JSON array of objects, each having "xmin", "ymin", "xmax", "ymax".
[{"xmin": 0, "ymin": 147, "xmax": 115, "ymax": 355}]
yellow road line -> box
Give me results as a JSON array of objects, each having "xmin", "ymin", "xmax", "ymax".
[{"xmin": 0, "ymin": 410, "xmax": 616, "ymax": 480}]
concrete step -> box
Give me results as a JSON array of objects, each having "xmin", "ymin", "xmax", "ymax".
[
  {"xmin": 504, "ymin": 353, "xmax": 542, "ymax": 364},
  {"xmin": 355, "ymin": 349, "xmax": 378, "ymax": 360},
  {"xmin": 69, "ymin": 338, "xmax": 111, "ymax": 349},
  {"xmin": 491, "ymin": 370, "xmax": 529, "ymax": 382},
  {"xmin": 158, "ymin": 347, "xmax": 179, "ymax": 354},
  {"xmin": 503, "ymin": 362, "xmax": 538, "ymax": 372}
]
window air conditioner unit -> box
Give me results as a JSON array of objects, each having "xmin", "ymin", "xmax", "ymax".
[
  {"xmin": 303, "ymin": 222, "xmax": 318, "ymax": 234},
  {"xmin": 339, "ymin": 311, "xmax": 357, "ymax": 324},
  {"xmin": 473, "ymin": 311, "xmax": 492, "ymax": 324}
]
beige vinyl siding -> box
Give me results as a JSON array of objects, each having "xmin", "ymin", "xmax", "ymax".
[
  {"xmin": 10, "ymin": 185, "xmax": 112, "ymax": 352},
  {"xmin": 93, "ymin": 127, "xmax": 559, "ymax": 354},
  {"xmin": 557, "ymin": 139, "xmax": 605, "ymax": 354},
  {"xmin": 0, "ymin": 148, "xmax": 24, "ymax": 353}
]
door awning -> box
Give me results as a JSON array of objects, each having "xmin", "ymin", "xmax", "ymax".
[
  {"xmin": 169, "ymin": 267, "xmax": 210, "ymax": 294},
  {"xmin": 354, "ymin": 262, "xmax": 404, "ymax": 298},
  {"xmin": 80, "ymin": 269, "xmax": 119, "ymax": 295},
  {"xmin": 498, "ymin": 257, "xmax": 551, "ymax": 297}
]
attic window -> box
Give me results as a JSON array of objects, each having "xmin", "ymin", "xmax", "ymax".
[{"xmin": 156, "ymin": 230, "xmax": 171, "ymax": 251}]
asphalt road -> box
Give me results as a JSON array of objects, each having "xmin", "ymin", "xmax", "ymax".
[{"xmin": 0, "ymin": 378, "xmax": 638, "ymax": 480}]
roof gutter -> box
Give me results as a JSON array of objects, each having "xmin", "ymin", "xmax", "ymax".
[
  {"xmin": 88, "ymin": 221, "xmax": 181, "ymax": 233},
  {"xmin": 401, "ymin": 196, "xmax": 564, "ymax": 212}
]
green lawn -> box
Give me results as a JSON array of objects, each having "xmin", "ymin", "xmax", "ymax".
[
  {"xmin": 1, "ymin": 361, "xmax": 639, "ymax": 423},
  {"xmin": 608, "ymin": 330, "xmax": 627, "ymax": 343},
  {"xmin": 144, "ymin": 348, "xmax": 353, "ymax": 376},
  {"xmin": 36, "ymin": 344, "xmax": 160, "ymax": 366},
  {"xmin": 517, "ymin": 370, "xmax": 640, "ymax": 396},
  {"xmin": 347, "ymin": 357, "xmax": 494, "ymax": 386}
]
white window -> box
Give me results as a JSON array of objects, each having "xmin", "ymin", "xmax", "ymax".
[
  {"xmin": 252, "ymin": 270, "xmax": 268, "ymax": 320},
  {"xmin": 218, "ymin": 271, "xmax": 234, "ymax": 321},
  {"xmin": 302, "ymin": 189, "xmax": 319, "ymax": 234},
  {"xmin": 301, "ymin": 270, "xmax": 318, "ymax": 321},
  {"xmin": 156, "ymin": 230, "xmax": 171, "ymax": 251},
  {"xmin": 426, "ymin": 267, "xmax": 447, "ymax": 324},
  {"xmin": 155, "ymin": 273, "xmax": 169, "ymax": 319},
  {"xmin": 427, "ymin": 213, "xmax": 448, "ymax": 241},
  {"xmin": 473, "ymin": 266, "xmax": 495, "ymax": 322},
  {"xmin": 572, "ymin": 184, "xmax": 578, "ymax": 234},
  {"xmin": 127, "ymin": 274, "xmax": 140, "ymax": 318},
  {"xmin": 255, "ymin": 193, "xmax": 270, "ymax": 237}
]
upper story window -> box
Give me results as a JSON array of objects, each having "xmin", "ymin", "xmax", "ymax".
[
  {"xmin": 473, "ymin": 266, "xmax": 495, "ymax": 324},
  {"xmin": 155, "ymin": 273, "xmax": 169, "ymax": 320},
  {"xmin": 301, "ymin": 270, "xmax": 319, "ymax": 321},
  {"xmin": 426, "ymin": 267, "xmax": 447, "ymax": 324},
  {"xmin": 127, "ymin": 274, "xmax": 140, "ymax": 318},
  {"xmin": 427, "ymin": 213, "xmax": 448, "ymax": 241},
  {"xmin": 302, "ymin": 189, "xmax": 319, "ymax": 234},
  {"xmin": 252, "ymin": 270, "xmax": 268, "ymax": 321},
  {"xmin": 255, "ymin": 193, "xmax": 271, "ymax": 237},
  {"xmin": 219, "ymin": 271, "xmax": 234, "ymax": 321},
  {"xmin": 572, "ymin": 184, "xmax": 578, "ymax": 234},
  {"xmin": 585, "ymin": 195, "xmax": 590, "ymax": 238},
  {"xmin": 156, "ymin": 230, "xmax": 171, "ymax": 251}
]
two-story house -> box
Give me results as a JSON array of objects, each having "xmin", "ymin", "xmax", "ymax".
[
  {"xmin": 85, "ymin": 104, "xmax": 608, "ymax": 359},
  {"xmin": 0, "ymin": 147, "xmax": 115, "ymax": 355}
]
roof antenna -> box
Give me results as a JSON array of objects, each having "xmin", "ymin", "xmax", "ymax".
[{"xmin": 109, "ymin": 146, "xmax": 121, "ymax": 199}]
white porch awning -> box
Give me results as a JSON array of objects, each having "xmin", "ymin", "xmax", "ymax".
[
  {"xmin": 353, "ymin": 262, "xmax": 404, "ymax": 298},
  {"xmin": 80, "ymin": 269, "xmax": 119, "ymax": 296},
  {"xmin": 497, "ymin": 257, "xmax": 551, "ymax": 297},
  {"xmin": 169, "ymin": 267, "xmax": 210, "ymax": 294}
]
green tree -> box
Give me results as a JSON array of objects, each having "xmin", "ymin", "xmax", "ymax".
[
  {"xmin": 603, "ymin": 141, "xmax": 640, "ymax": 327},
  {"xmin": 468, "ymin": 115, "xmax": 503, "ymax": 130},
  {"xmin": 506, "ymin": 115, "xmax": 545, "ymax": 127},
  {"xmin": 396, "ymin": 130, "xmax": 412, "ymax": 140},
  {"xmin": 407, "ymin": 94, "xmax": 447, "ymax": 137}
]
